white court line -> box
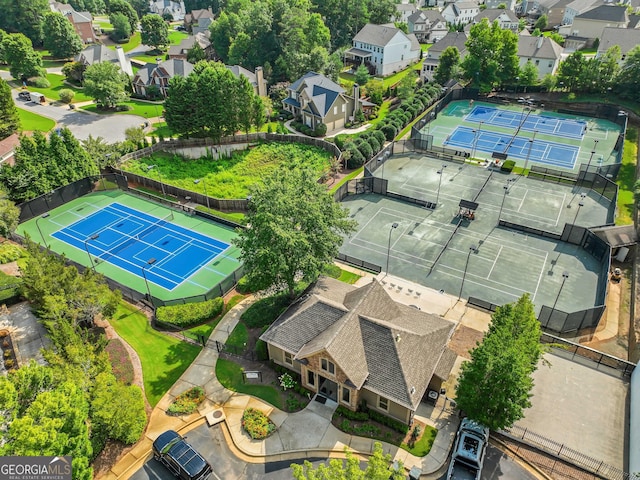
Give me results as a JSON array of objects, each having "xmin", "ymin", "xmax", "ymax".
[
  {"xmin": 487, "ymin": 245, "xmax": 503, "ymax": 279},
  {"xmin": 518, "ymin": 189, "xmax": 528, "ymax": 212},
  {"xmin": 531, "ymin": 251, "xmax": 548, "ymax": 301},
  {"xmin": 437, "ymin": 268, "xmax": 525, "ymax": 299},
  {"xmin": 453, "ymin": 230, "xmax": 549, "ymax": 257},
  {"xmin": 553, "ymin": 192, "xmax": 567, "ymax": 227},
  {"xmin": 350, "ymin": 236, "xmax": 443, "ymax": 263},
  {"xmin": 379, "ymin": 207, "xmax": 457, "ymax": 231},
  {"xmin": 347, "ymin": 240, "xmax": 434, "ymax": 270},
  {"xmin": 438, "ymin": 259, "xmax": 537, "ymax": 293}
]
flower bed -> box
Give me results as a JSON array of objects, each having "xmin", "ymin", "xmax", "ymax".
[
  {"xmin": 167, "ymin": 386, "xmax": 205, "ymax": 416},
  {"xmin": 242, "ymin": 407, "xmax": 276, "ymax": 439}
]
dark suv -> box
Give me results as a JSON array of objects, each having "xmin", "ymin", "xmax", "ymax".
[{"xmin": 152, "ymin": 430, "xmax": 212, "ymax": 480}]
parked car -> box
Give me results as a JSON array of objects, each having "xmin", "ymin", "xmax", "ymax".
[
  {"xmin": 152, "ymin": 430, "xmax": 212, "ymax": 480},
  {"xmin": 18, "ymin": 91, "xmax": 31, "ymax": 100},
  {"xmin": 446, "ymin": 418, "xmax": 490, "ymax": 480}
]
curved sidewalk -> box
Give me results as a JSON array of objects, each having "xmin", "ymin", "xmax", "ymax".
[{"xmin": 102, "ymin": 295, "xmax": 460, "ymax": 480}]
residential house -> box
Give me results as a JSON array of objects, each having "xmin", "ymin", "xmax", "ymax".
[
  {"xmin": 529, "ymin": 0, "xmax": 576, "ymax": 29},
  {"xmin": 0, "ymin": 134, "xmax": 19, "ymax": 166},
  {"xmin": 424, "ymin": 0, "xmax": 447, "ymax": 8},
  {"xmin": 441, "ymin": 1, "xmax": 481, "ymax": 25},
  {"xmin": 260, "ymin": 277, "xmax": 457, "ymax": 424},
  {"xmin": 517, "ymin": 35, "xmax": 563, "ymax": 78},
  {"xmin": 597, "ymin": 27, "xmax": 640, "ymax": 63},
  {"xmin": 50, "ymin": 1, "xmax": 96, "ymax": 43},
  {"xmin": 75, "ymin": 45, "xmax": 134, "ymax": 76},
  {"xmin": 396, "ymin": 3, "xmax": 419, "ymax": 23},
  {"xmin": 282, "ymin": 72, "xmax": 360, "ymax": 133},
  {"xmin": 407, "ymin": 10, "xmax": 448, "ymax": 43},
  {"xmin": 167, "ymin": 33, "xmax": 214, "ymax": 61},
  {"xmin": 485, "ymin": 0, "xmax": 517, "ymax": 11},
  {"xmin": 184, "ymin": 8, "xmax": 214, "ymax": 35},
  {"xmin": 132, "ymin": 59, "xmax": 193, "ymax": 98},
  {"xmin": 226, "ymin": 65, "xmax": 267, "ymax": 97},
  {"xmin": 564, "ymin": 5, "xmax": 629, "ymax": 50},
  {"xmin": 149, "ymin": 0, "xmax": 186, "ymax": 21},
  {"xmin": 562, "ymin": 0, "xmax": 600, "ymax": 26},
  {"xmin": 344, "ymin": 23, "xmax": 421, "ymax": 77},
  {"xmin": 421, "ymin": 31, "xmax": 468, "ymax": 81},
  {"xmin": 465, "ymin": 9, "xmax": 520, "ymax": 31}
]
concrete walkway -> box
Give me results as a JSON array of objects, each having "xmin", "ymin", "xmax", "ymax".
[{"xmin": 102, "ymin": 291, "xmax": 461, "ymax": 480}]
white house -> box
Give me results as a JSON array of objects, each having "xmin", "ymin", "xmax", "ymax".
[
  {"xmin": 408, "ymin": 10, "xmax": 448, "ymax": 43},
  {"xmin": 562, "ymin": 0, "xmax": 600, "ymax": 26},
  {"xmin": 485, "ymin": 0, "xmax": 517, "ymax": 11},
  {"xmin": 421, "ymin": 31, "xmax": 468, "ymax": 81},
  {"xmin": 344, "ymin": 23, "xmax": 421, "ymax": 77},
  {"xmin": 442, "ymin": 1, "xmax": 481, "ymax": 25},
  {"xmin": 517, "ymin": 35, "xmax": 563, "ymax": 78},
  {"xmin": 465, "ymin": 9, "xmax": 520, "ymax": 31},
  {"xmin": 149, "ymin": 0, "xmax": 186, "ymax": 21},
  {"xmin": 564, "ymin": 5, "xmax": 629, "ymax": 50},
  {"xmin": 396, "ymin": 3, "xmax": 419, "ymax": 23}
]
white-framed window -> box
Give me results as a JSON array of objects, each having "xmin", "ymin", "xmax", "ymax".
[
  {"xmin": 321, "ymin": 358, "xmax": 335, "ymax": 375},
  {"xmin": 342, "ymin": 386, "xmax": 351, "ymax": 405},
  {"xmin": 284, "ymin": 351, "xmax": 293, "ymax": 365},
  {"xmin": 341, "ymin": 104, "xmax": 345, "ymax": 112},
  {"xmin": 378, "ymin": 396, "xmax": 388, "ymax": 411},
  {"xmin": 333, "ymin": 106, "xmax": 337, "ymax": 115}
]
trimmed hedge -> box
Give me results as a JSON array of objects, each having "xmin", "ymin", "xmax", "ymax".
[
  {"xmin": 241, "ymin": 292, "xmax": 291, "ymax": 328},
  {"xmin": 242, "ymin": 408, "xmax": 276, "ymax": 439},
  {"xmin": 334, "ymin": 405, "xmax": 409, "ymax": 434},
  {"xmin": 501, "ymin": 160, "xmax": 516, "ymax": 172},
  {"xmin": 156, "ymin": 297, "xmax": 224, "ymax": 328}
]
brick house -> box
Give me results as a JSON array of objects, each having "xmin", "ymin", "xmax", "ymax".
[
  {"xmin": 184, "ymin": 8, "xmax": 215, "ymax": 35},
  {"xmin": 260, "ymin": 277, "xmax": 456, "ymax": 424},
  {"xmin": 131, "ymin": 59, "xmax": 194, "ymax": 98}
]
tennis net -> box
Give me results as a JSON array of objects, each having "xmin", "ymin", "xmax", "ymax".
[{"xmin": 136, "ymin": 212, "xmax": 174, "ymax": 240}]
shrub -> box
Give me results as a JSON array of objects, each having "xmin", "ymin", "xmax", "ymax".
[
  {"xmin": 314, "ymin": 123, "xmax": 327, "ymax": 137},
  {"xmin": 4, "ymin": 358, "xmax": 14, "ymax": 368},
  {"xmin": 255, "ymin": 339, "xmax": 268, "ymax": 360},
  {"xmin": 356, "ymin": 139, "xmax": 373, "ymax": 160},
  {"xmin": 368, "ymin": 409, "xmax": 410, "ymax": 434},
  {"xmin": 156, "ymin": 298, "xmax": 224, "ymax": 328},
  {"xmin": 279, "ymin": 372, "xmax": 296, "ymax": 390},
  {"xmin": 167, "ymin": 386, "xmax": 205, "ymax": 416},
  {"xmin": 322, "ymin": 263, "xmax": 341, "ymax": 278},
  {"xmin": 236, "ymin": 275, "xmax": 260, "ymax": 294},
  {"xmin": 115, "ymin": 104, "xmax": 132, "ymax": 112},
  {"xmin": 501, "ymin": 160, "xmax": 516, "ymax": 172},
  {"xmin": 345, "ymin": 144, "xmax": 365, "ymax": 169},
  {"xmin": 58, "ymin": 89, "xmax": 75, "ymax": 104},
  {"xmin": 380, "ymin": 124, "xmax": 396, "ymax": 141},
  {"xmin": 371, "ymin": 130, "xmax": 386, "ymax": 146},
  {"xmin": 335, "ymin": 405, "xmax": 369, "ymax": 421},
  {"xmin": 366, "ymin": 135, "xmax": 381, "ymax": 154},
  {"xmin": 242, "ymin": 408, "xmax": 276, "ymax": 439},
  {"xmin": 241, "ymin": 292, "xmax": 290, "ymax": 328},
  {"xmin": 30, "ymin": 77, "xmax": 50, "ymax": 88},
  {"xmin": 0, "ymin": 243, "xmax": 25, "ymax": 264}
]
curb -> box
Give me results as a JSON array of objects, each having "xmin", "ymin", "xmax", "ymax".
[{"xmin": 490, "ymin": 437, "xmax": 554, "ymax": 480}]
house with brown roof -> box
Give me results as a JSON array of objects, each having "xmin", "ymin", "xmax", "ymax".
[
  {"xmin": 226, "ymin": 65, "xmax": 267, "ymax": 97},
  {"xmin": 260, "ymin": 277, "xmax": 457, "ymax": 424},
  {"xmin": 184, "ymin": 8, "xmax": 214, "ymax": 35},
  {"xmin": 132, "ymin": 59, "xmax": 194, "ymax": 98},
  {"xmin": 0, "ymin": 134, "xmax": 20, "ymax": 166},
  {"xmin": 50, "ymin": 0, "xmax": 96, "ymax": 43},
  {"xmin": 167, "ymin": 33, "xmax": 214, "ymax": 61}
]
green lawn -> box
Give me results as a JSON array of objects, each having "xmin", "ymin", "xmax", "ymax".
[
  {"xmin": 184, "ymin": 294, "xmax": 245, "ymax": 342},
  {"xmin": 82, "ymin": 99, "xmax": 163, "ymax": 119},
  {"xmin": 18, "ymin": 108, "xmax": 55, "ymax": 132},
  {"xmin": 329, "ymin": 167, "xmax": 363, "ymax": 194},
  {"xmin": 616, "ymin": 127, "xmax": 637, "ymax": 225},
  {"xmin": 216, "ymin": 358, "xmax": 283, "ymax": 409},
  {"xmin": 401, "ymin": 424, "xmax": 438, "ymax": 457},
  {"xmin": 194, "ymin": 205, "xmax": 246, "ymax": 225},
  {"xmin": 226, "ymin": 322, "xmax": 248, "ymax": 350},
  {"xmin": 26, "ymin": 73, "xmax": 92, "ymax": 103},
  {"xmin": 120, "ymin": 33, "xmax": 142, "ymax": 53},
  {"xmin": 41, "ymin": 59, "xmax": 68, "ymax": 69},
  {"xmin": 120, "ymin": 142, "xmax": 333, "ymax": 199},
  {"xmin": 110, "ymin": 302, "xmax": 202, "ymax": 407},
  {"xmin": 369, "ymin": 100, "xmax": 391, "ymax": 126},
  {"xmin": 338, "ymin": 269, "xmax": 361, "ymax": 284},
  {"xmin": 381, "ymin": 60, "xmax": 423, "ymax": 89}
]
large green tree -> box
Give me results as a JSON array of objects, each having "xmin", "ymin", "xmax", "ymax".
[
  {"xmin": 455, "ymin": 294, "xmax": 545, "ymax": 431},
  {"xmin": 291, "ymin": 442, "xmax": 404, "ymax": 479},
  {"xmin": 0, "ymin": 129, "xmax": 99, "ymax": 202},
  {"xmin": 234, "ymin": 168, "xmax": 356, "ymax": 298},
  {"xmin": 616, "ymin": 45, "xmax": 640, "ymax": 102},
  {"xmin": 1, "ymin": 33, "xmax": 44, "ymax": 80},
  {"xmin": 43, "ymin": 12, "xmax": 83, "ymax": 59},
  {"xmin": 83, "ymin": 61, "xmax": 130, "ymax": 109},
  {"xmin": 0, "ymin": 0, "xmax": 49, "ymax": 45},
  {"xmin": 140, "ymin": 13, "xmax": 169, "ymax": 51},
  {"xmin": 0, "ymin": 78, "xmax": 19, "ymax": 139},
  {"xmin": 127, "ymin": 0, "xmax": 149, "ymax": 17},
  {"xmin": 109, "ymin": 0, "xmax": 139, "ymax": 33},
  {"xmin": 0, "ymin": 199, "xmax": 20, "ymax": 238},
  {"xmin": 434, "ymin": 46, "xmax": 460, "ymax": 85},
  {"xmin": 556, "ymin": 51, "xmax": 587, "ymax": 92}
]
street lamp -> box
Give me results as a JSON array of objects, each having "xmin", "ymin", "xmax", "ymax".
[
  {"xmin": 147, "ymin": 164, "xmax": 166, "ymax": 197},
  {"xmin": 523, "ymin": 130, "xmax": 537, "ymax": 174},
  {"xmin": 35, "ymin": 213, "xmax": 50, "ymax": 248},
  {"xmin": 551, "ymin": 270, "xmax": 570, "ymax": 312},
  {"xmin": 459, "ymin": 244, "xmax": 477, "ymax": 300},
  {"xmin": 585, "ymin": 139, "xmax": 599, "ymax": 173},
  {"xmin": 84, "ymin": 234, "xmax": 100, "ymax": 272},
  {"xmin": 435, "ymin": 164, "xmax": 447, "ymax": 206},
  {"xmin": 141, "ymin": 257, "xmax": 157, "ymax": 302},
  {"xmin": 426, "ymin": 111, "xmax": 436, "ymax": 141},
  {"xmin": 471, "ymin": 121, "xmax": 483, "ymax": 160},
  {"xmin": 194, "ymin": 179, "xmax": 210, "ymax": 212},
  {"xmin": 386, "ymin": 222, "xmax": 399, "ymax": 275},
  {"xmin": 497, "ymin": 179, "xmax": 515, "ymax": 223}
]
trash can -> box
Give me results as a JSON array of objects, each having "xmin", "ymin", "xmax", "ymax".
[{"xmin": 408, "ymin": 466, "xmax": 422, "ymax": 480}]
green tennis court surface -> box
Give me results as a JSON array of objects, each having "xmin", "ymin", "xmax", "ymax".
[
  {"xmin": 426, "ymin": 100, "xmax": 622, "ymax": 172},
  {"xmin": 18, "ymin": 190, "xmax": 241, "ymax": 302}
]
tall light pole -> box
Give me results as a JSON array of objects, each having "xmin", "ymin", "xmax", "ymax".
[
  {"xmin": 147, "ymin": 164, "xmax": 166, "ymax": 197},
  {"xmin": 141, "ymin": 257, "xmax": 157, "ymax": 302},
  {"xmin": 459, "ymin": 244, "xmax": 477, "ymax": 300},
  {"xmin": 551, "ymin": 271, "xmax": 570, "ymax": 312},
  {"xmin": 386, "ymin": 222, "xmax": 399, "ymax": 275},
  {"xmin": 523, "ymin": 130, "xmax": 537, "ymax": 174},
  {"xmin": 497, "ymin": 180, "xmax": 515, "ymax": 223},
  {"xmin": 471, "ymin": 121, "xmax": 483, "ymax": 160},
  {"xmin": 84, "ymin": 234, "xmax": 100, "ymax": 272},
  {"xmin": 435, "ymin": 164, "xmax": 447, "ymax": 206},
  {"xmin": 585, "ymin": 139, "xmax": 599, "ymax": 173},
  {"xmin": 425, "ymin": 111, "xmax": 435, "ymax": 144},
  {"xmin": 35, "ymin": 213, "xmax": 50, "ymax": 248},
  {"xmin": 194, "ymin": 179, "xmax": 210, "ymax": 212}
]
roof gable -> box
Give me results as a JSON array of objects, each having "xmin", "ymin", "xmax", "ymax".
[
  {"xmin": 576, "ymin": 4, "xmax": 628, "ymax": 21},
  {"xmin": 353, "ymin": 23, "xmax": 408, "ymax": 47}
]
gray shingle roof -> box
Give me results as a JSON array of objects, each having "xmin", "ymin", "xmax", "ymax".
[
  {"xmin": 517, "ymin": 36, "xmax": 563, "ymax": 60},
  {"xmin": 260, "ymin": 277, "xmax": 455, "ymax": 410},
  {"xmin": 576, "ymin": 4, "xmax": 628, "ymax": 21},
  {"xmin": 565, "ymin": 0, "xmax": 600, "ymax": 15},
  {"xmin": 429, "ymin": 32, "xmax": 468, "ymax": 56},
  {"xmin": 288, "ymin": 72, "xmax": 345, "ymax": 117},
  {"xmin": 474, "ymin": 8, "xmax": 519, "ymax": 22},
  {"xmin": 591, "ymin": 224, "xmax": 638, "ymax": 247},
  {"xmin": 598, "ymin": 27, "xmax": 640, "ymax": 55},
  {"xmin": 133, "ymin": 59, "xmax": 194, "ymax": 86},
  {"xmin": 75, "ymin": 45, "xmax": 118, "ymax": 65},
  {"xmin": 353, "ymin": 23, "xmax": 404, "ymax": 47},
  {"xmin": 408, "ymin": 10, "xmax": 447, "ymax": 23}
]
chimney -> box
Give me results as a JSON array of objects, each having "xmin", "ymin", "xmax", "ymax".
[
  {"xmin": 255, "ymin": 66, "xmax": 266, "ymax": 97},
  {"xmin": 352, "ymin": 82, "xmax": 360, "ymax": 118},
  {"xmin": 536, "ymin": 35, "xmax": 544, "ymax": 49}
]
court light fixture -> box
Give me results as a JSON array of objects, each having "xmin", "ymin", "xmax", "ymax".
[
  {"xmin": 84, "ymin": 234, "xmax": 100, "ymax": 272},
  {"xmin": 386, "ymin": 222, "xmax": 399, "ymax": 275},
  {"xmin": 142, "ymin": 258, "xmax": 157, "ymax": 304},
  {"xmin": 194, "ymin": 179, "xmax": 211, "ymax": 212},
  {"xmin": 552, "ymin": 271, "xmax": 570, "ymax": 312},
  {"xmin": 459, "ymin": 245, "xmax": 477, "ymax": 300},
  {"xmin": 35, "ymin": 213, "xmax": 51, "ymax": 249}
]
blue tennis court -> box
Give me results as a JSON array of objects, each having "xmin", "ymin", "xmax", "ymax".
[
  {"xmin": 51, "ymin": 202, "xmax": 230, "ymax": 290},
  {"xmin": 466, "ymin": 105, "xmax": 586, "ymax": 139},
  {"xmin": 444, "ymin": 126, "xmax": 579, "ymax": 169}
]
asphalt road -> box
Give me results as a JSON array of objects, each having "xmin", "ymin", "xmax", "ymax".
[
  {"xmin": 13, "ymin": 95, "xmax": 146, "ymax": 143},
  {"xmin": 130, "ymin": 423, "xmax": 540, "ymax": 480}
]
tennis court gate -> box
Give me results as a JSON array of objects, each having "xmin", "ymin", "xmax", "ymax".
[{"xmin": 18, "ymin": 173, "xmax": 128, "ymax": 223}]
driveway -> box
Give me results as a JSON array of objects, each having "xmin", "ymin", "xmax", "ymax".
[{"xmin": 14, "ymin": 95, "xmax": 146, "ymax": 143}]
